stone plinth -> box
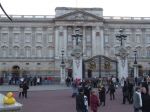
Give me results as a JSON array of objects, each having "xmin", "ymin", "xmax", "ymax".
[{"xmin": 0, "ymin": 94, "xmax": 23, "ymax": 112}]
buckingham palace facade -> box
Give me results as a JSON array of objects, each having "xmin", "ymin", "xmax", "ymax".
[{"xmin": 0, "ymin": 7, "xmax": 150, "ymax": 78}]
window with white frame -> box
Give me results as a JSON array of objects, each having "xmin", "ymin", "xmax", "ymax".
[
  {"xmin": 14, "ymin": 33, "xmax": 19, "ymax": 43},
  {"xmin": 47, "ymin": 34, "xmax": 53, "ymax": 42},
  {"xmin": 25, "ymin": 47, "xmax": 31, "ymax": 57},
  {"xmin": 126, "ymin": 34, "xmax": 130, "ymax": 43},
  {"xmin": 86, "ymin": 35, "xmax": 91, "ymax": 42},
  {"xmin": 14, "ymin": 46, "xmax": 19, "ymax": 57},
  {"xmin": 36, "ymin": 33, "xmax": 42, "ymax": 42},
  {"xmin": 145, "ymin": 34, "xmax": 150, "ymax": 43},
  {"xmin": 1, "ymin": 33, "xmax": 8, "ymax": 43},
  {"xmin": 147, "ymin": 48, "xmax": 150, "ymax": 57},
  {"xmin": 25, "ymin": 33, "xmax": 31, "ymax": 43},
  {"xmin": 1, "ymin": 46, "xmax": 7, "ymax": 57},
  {"xmin": 104, "ymin": 35, "xmax": 109, "ymax": 43},
  {"xmin": 36, "ymin": 47, "xmax": 42, "ymax": 57},
  {"xmin": 135, "ymin": 34, "xmax": 141, "ymax": 43},
  {"xmin": 47, "ymin": 48, "xmax": 53, "ymax": 57}
]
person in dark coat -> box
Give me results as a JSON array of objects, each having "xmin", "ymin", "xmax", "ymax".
[
  {"xmin": 22, "ymin": 82, "xmax": 29, "ymax": 98},
  {"xmin": 90, "ymin": 90, "xmax": 99, "ymax": 112},
  {"xmin": 141, "ymin": 87, "xmax": 150, "ymax": 112},
  {"xmin": 122, "ymin": 81, "xmax": 130, "ymax": 104},
  {"xmin": 142, "ymin": 78, "xmax": 149, "ymax": 94},
  {"xmin": 106, "ymin": 81, "xmax": 115, "ymax": 100},
  {"xmin": 76, "ymin": 88, "xmax": 85, "ymax": 112},
  {"xmin": 98, "ymin": 85, "xmax": 106, "ymax": 106}
]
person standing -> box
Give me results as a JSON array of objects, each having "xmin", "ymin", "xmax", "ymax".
[
  {"xmin": 133, "ymin": 87, "xmax": 142, "ymax": 112},
  {"xmin": 76, "ymin": 88, "xmax": 85, "ymax": 112},
  {"xmin": 106, "ymin": 81, "xmax": 115, "ymax": 100},
  {"xmin": 98, "ymin": 85, "xmax": 106, "ymax": 106},
  {"xmin": 18, "ymin": 82, "xmax": 23, "ymax": 98},
  {"xmin": 90, "ymin": 90, "xmax": 99, "ymax": 112},
  {"xmin": 122, "ymin": 81, "xmax": 130, "ymax": 104},
  {"xmin": 141, "ymin": 87, "xmax": 150, "ymax": 112},
  {"xmin": 22, "ymin": 82, "xmax": 29, "ymax": 98}
]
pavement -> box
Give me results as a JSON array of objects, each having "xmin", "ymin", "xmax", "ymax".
[{"xmin": 0, "ymin": 84, "xmax": 71, "ymax": 92}]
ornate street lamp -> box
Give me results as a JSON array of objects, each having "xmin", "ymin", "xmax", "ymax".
[
  {"xmin": 60, "ymin": 49, "xmax": 66, "ymax": 83},
  {"xmin": 72, "ymin": 28, "xmax": 83, "ymax": 46},
  {"xmin": 116, "ymin": 29, "xmax": 127, "ymax": 46},
  {"xmin": 134, "ymin": 50, "xmax": 137, "ymax": 64}
]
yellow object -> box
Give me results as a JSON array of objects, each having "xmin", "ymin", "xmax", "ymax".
[{"xmin": 3, "ymin": 92, "xmax": 16, "ymax": 105}]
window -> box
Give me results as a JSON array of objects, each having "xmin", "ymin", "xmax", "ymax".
[
  {"xmin": 47, "ymin": 48, "xmax": 53, "ymax": 57},
  {"xmin": 14, "ymin": 46, "xmax": 19, "ymax": 57},
  {"xmin": 14, "ymin": 33, "xmax": 19, "ymax": 43},
  {"xmin": 25, "ymin": 47, "xmax": 31, "ymax": 57},
  {"xmin": 36, "ymin": 33, "xmax": 42, "ymax": 42},
  {"xmin": 145, "ymin": 34, "xmax": 150, "ymax": 43},
  {"xmin": 104, "ymin": 35, "xmax": 109, "ymax": 43},
  {"xmin": 36, "ymin": 47, "xmax": 42, "ymax": 57},
  {"xmin": 25, "ymin": 33, "xmax": 31, "ymax": 43},
  {"xmin": 47, "ymin": 34, "xmax": 53, "ymax": 42},
  {"xmin": 147, "ymin": 49, "xmax": 150, "ymax": 57},
  {"xmin": 86, "ymin": 35, "xmax": 91, "ymax": 42},
  {"xmin": 135, "ymin": 34, "xmax": 141, "ymax": 43},
  {"xmin": 126, "ymin": 34, "xmax": 130, "ymax": 43},
  {"xmin": 1, "ymin": 33, "xmax": 8, "ymax": 43},
  {"xmin": 1, "ymin": 46, "xmax": 7, "ymax": 57}
]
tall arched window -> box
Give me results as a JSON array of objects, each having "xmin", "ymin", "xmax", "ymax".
[
  {"xmin": 13, "ymin": 46, "xmax": 19, "ymax": 57},
  {"xmin": 25, "ymin": 46, "xmax": 31, "ymax": 57},
  {"xmin": 1, "ymin": 46, "xmax": 8, "ymax": 57},
  {"xmin": 136, "ymin": 47, "xmax": 142, "ymax": 57},
  {"xmin": 146, "ymin": 47, "xmax": 150, "ymax": 57},
  {"xmin": 36, "ymin": 46, "xmax": 42, "ymax": 57},
  {"xmin": 47, "ymin": 47, "xmax": 53, "ymax": 57}
]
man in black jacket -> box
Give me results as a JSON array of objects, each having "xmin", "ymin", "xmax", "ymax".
[
  {"xmin": 76, "ymin": 88, "xmax": 85, "ymax": 112},
  {"xmin": 141, "ymin": 87, "xmax": 150, "ymax": 112}
]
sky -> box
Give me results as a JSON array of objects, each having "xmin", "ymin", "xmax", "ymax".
[{"xmin": 0, "ymin": 0, "xmax": 150, "ymax": 17}]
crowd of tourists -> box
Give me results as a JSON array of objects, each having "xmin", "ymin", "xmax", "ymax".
[{"xmin": 71, "ymin": 76, "xmax": 150, "ymax": 112}]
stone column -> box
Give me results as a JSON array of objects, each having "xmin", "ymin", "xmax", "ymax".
[
  {"xmin": 60, "ymin": 63, "xmax": 66, "ymax": 83},
  {"xmin": 73, "ymin": 57, "xmax": 82, "ymax": 80},
  {"xmin": 83, "ymin": 26, "xmax": 86, "ymax": 56},
  {"xmin": 133, "ymin": 64, "xmax": 139, "ymax": 78},
  {"xmin": 55, "ymin": 26, "xmax": 59, "ymax": 58},
  {"xmin": 100, "ymin": 28, "xmax": 104, "ymax": 55},
  {"xmin": 92, "ymin": 26, "xmax": 96, "ymax": 56}
]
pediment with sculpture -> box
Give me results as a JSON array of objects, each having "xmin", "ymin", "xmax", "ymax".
[{"xmin": 54, "ymin": 10, "xmax": 104, "ymax": 21}]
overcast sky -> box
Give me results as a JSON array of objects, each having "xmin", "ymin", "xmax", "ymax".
[{"xmin": 0, "ymin": 0, "xmax": 150, "ymax": 17}]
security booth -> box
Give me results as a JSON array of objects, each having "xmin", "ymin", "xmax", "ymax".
[{"xmin": 83, "ymin": 55, "xmax": 118, "ymax": 78}]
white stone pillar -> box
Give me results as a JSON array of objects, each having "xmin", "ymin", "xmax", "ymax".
[
  {"xmin": 133, "ymin": 64, "xmax": 139, "ymax": 78},
  {"xmin": 60, "ymin": 65, "xmax": 66, "ymax": 84},
  {"xmin": 73, "ymin": 58, "xmax": 83, "ymax": 80},
  {"xmin": 100, "ymin": 28, "xmax": 104, "ymax": 55},
  {"xmin": 55, "ymin": 27, "xmax": 59, "ymax": 58},
  {"xmin": 92, "ymin": 26, "xmax": 96, "ymax": 56},
  {"xmin": 63, "ymin": 27, "xmax": 67, "ymax": 55},
  {"xmin": 117, "ymin": 57, "xmax": 128, "ymax": 80},
  {"xmin": 83, "ymin": 26, "xmax": 86, "ymax": 56}
]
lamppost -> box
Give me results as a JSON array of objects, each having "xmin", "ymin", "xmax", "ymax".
[
  {"xmin": 72, "ymin": 28, "xmax": 83, "ymax": 46},
  {"xmin": 71, "ymin": 28, "xmax": 83, "ymax": 80},
  {"xmin": 116, "ymin": 29, "xmax": 127, "ymax": 46},
  {"xmin": 60, "ymin": 49, "xmax": 66, "ymax": 84},
  {"xmin": 134, "ymin": 50, "xmax": 137, "ymax": 64},
  {"xmin": 133, "ymin": 50, "xmax": 139, "ymax": 78},
  {"xmin": 115, "ymin": 29, "xmax": 128, "ymax": 79}
]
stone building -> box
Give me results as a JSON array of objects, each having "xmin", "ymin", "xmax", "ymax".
[{"xmin": 0, "ymin": 7, "xmax": 150, "ymax": 79}]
